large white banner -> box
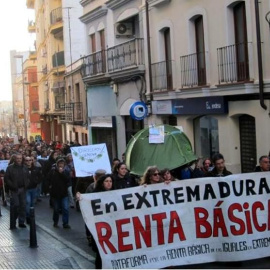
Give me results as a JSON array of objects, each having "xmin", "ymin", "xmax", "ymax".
[
  {"xmin": 80, "ymin": 172, "xmax": 270, "ymax": 269},
  {"xmin": 71, "ymin": 144, "xmax": 111, "ymax": 177}
]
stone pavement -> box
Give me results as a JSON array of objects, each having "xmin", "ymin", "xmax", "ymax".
[{"xmin": 0, "ymin": 205, "xmax": 95, "ymax": 269}]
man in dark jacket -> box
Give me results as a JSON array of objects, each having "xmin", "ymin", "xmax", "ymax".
[
  {"xmin": 254, "ymin": 155, "xmax": 270, "ymax": 172},
  {"xmin": 205, "ymin": 153, "xmax": 232, "ymax": 177},
  {"xmin": 48, "ymin": 158, "xmax": 71, "ymax": 229},
  {"xmin": 4, "ymin": 154, "xmax": 30, "ymax": 228},
  {"xmin": 25, "ymin": 157, "xmax": 42, "ymax": 224}
]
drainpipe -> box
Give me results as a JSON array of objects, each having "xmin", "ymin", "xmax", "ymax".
[
  {"xmin": 145, "ymin": 0, "xmax": 153, "ymax": 101},
  {"xmin": 255, "ymin": 0, "xmax": 267, "ymax": 110}
]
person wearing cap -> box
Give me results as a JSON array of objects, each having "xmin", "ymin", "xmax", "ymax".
[{"xmin": 48, "ymin": 158, "xmax": 71, "ymax": 229}]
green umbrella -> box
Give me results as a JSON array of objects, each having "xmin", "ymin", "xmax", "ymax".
[{"xmin": 125, "ymin": 124, "xmax": 197, "ymax": 176}]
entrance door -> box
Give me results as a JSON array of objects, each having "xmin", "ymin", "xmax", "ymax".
[{"xmin": 239, "ymin": 115, "xmax": 256, "ymax": 173}]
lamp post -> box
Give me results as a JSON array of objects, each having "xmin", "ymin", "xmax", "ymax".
[{"xmin": 14, "ymin": 55, "xmax": 28, "ymax": 141}]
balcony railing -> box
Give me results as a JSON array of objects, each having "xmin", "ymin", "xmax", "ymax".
[
  {"xmin": 107, "ymin": 38, "xmax": 144, "ymax": 72},
  {"xmin": 217, "ymin": 42, "xmax": 250, "ymax": 84},
  {"xmin": 50, "ymin": 7, "xmax": 62, "ymax": 25},
  {"xmin": 55, "ymin": 103, "xmax": 65, "ymax": 111},
  {"xmin": 151, "ymin": 60, "xmax": 174, "ymax": 91},
  {"xmin": 61, "ymin": 102, "xmax": 83, "ymax": 123},
  {"xmin": 180, "ymin": 52, "xmax": 207, "ymax": 88},
  {"xmin": 81, "ymin": 50, "xmax": 106, "ymax": 78}
]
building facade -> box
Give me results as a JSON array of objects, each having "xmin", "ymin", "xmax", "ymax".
[
  {"xmin": 80, "ymin": 0, "xmax": 146, "ymax": 159},
  {"xmin": 27, "ymin": 0, "xmax": 88, "ymax": 144},
  {"xmin": 145, "ymin": 0, "xmax": 270, "ymax": 173}
]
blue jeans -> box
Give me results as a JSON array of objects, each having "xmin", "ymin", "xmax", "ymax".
[
  {"xmin": 53, "ymin": 197, "xmax": 69, "ymax": 225},
  {"xmin": 26, "ymin": 188, "xmax": 37, "ymax": 218}
]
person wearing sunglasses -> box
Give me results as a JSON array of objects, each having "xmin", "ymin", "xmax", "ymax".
[{"xmin": 140, "ymin": 166, "xmax": 162, "ymax": 185}]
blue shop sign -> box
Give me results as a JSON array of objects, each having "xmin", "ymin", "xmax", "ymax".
[
  {"xmin": 130, "ymin": 101, "xmax": 148, "ymax": 120},
  {"xmin": 172, "ymin": 96, "xmax": 228, "ymax": 115}
]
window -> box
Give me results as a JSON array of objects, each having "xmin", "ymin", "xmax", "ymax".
[
  {"xmin": 99, "ymin": 29, "xmax": 106, "ymax": 72},
  {"xmin": 90, "ymin": 33, "xmax": 96, "ymax": 53},
  {"xmin": 194, "ymin": 116, "xmax": 219, "ymax": 158},
  {"xmin": 194, "ymin": 16, "xmax": 206, "ymax": 86},
  {"xmin": 164, "ymin": 28, "xmax": 173, "ymax": 90},
  {"xmin": 75, "ymin": 83, "xmax": 80, "ymax": 103},
  {"xmin": 233, "ymin": 2, "xmax": 249, "ymax": 81}
]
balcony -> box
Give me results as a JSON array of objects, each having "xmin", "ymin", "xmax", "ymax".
[
  {"xmin": 28, "ymin": 20, "xmax": 36, "ymax": 33},
  {"xmin": 81, "ymin": 50, "xmax": 106, "ymax": 78},
  {"xmin": 217, "ymin": 42, "xmax": 250, "ymax": 84},
  {"xmin": 60, "ymin": 102, "xmax": 83, "ymax": 124},
  {"xmin": 180, "ymin": 52, "xmax": 207, "ymax": 88},
  {"xmin": 50, "ymin": 7, "xmax": 63, "ymax": 35},
  {"xmin": 107, "ymin": 38, "xmax": 144, "ymax": 73},
  {"xmin": 151, "ymin": 60, "xmax": 174, "ymax": 91}
]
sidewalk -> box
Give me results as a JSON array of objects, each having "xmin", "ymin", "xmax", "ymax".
[{"xmin": 0, "ymin": 205, "xmax": 95, "ymax": 269}]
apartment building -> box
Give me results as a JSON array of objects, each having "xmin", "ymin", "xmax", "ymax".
[
  {"xmin": 27, "ymin": 0, "xmax": 87, "ymax": 144},
  {"xmin": 146, "ymin": 0, "xmax": 270, "ymax": 173},
  {"xmin": 24, "ymin": 53, "xmax": 41, "ymax": 141},
  {"xmin": 27, "ymin": 0, "xmax": 65, "ymax": 142},
  {"xmin": 80, "ymin": 0, "xmax": 146, "ymax": 159},
  {"xmin": 10, "ymin": 50, "xmax": 40, "ymax": 141}
]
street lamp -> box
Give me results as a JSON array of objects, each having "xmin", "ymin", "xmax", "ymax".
[{"xmin": 14, "ymin": 55, "xmax": 28, "ymax": 141}]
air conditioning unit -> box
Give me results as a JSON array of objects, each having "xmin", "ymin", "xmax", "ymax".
[{"xmin": 115, "ymin": 22, "xmax": 133, "ymax": 37}]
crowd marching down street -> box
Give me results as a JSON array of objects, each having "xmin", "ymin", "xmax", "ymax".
[{"xmin": 0, "ymin": 136, "xmax": 269, "ymax": 269}]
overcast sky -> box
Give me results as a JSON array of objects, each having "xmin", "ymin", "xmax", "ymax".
[{"xmin": 0, "ymin": 1, "xmax": 35, "ymax": 101}]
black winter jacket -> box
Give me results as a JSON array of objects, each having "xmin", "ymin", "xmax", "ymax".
[
  {"xmin": 27, "ymin": 166, "xmax": 42, "ymax": 189},
  {"xmin": 205, "ymin": 167, "xmax": 232, "ymax": 177},
  {"xmin": 113, "ymin": 174, "xmax": 138, "ymax": 190},
  {"xmin": 48, "ymin": 169, "xmax": 69, "ymax": 199},
  {"xmin": 4, "ymin": 163, "xmax": 30, "ymax": 191}
]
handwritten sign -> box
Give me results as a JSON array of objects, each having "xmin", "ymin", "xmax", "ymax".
[{"xmin": 71, "ymin": 143, "xmax": 111, "ymax": 177}]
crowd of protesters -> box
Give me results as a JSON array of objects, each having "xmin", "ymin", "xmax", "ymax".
[
  {"xmin": 0, "ymin": 137, "xmax": 82, "ymax": 229},
  {"xmin": 0, "ymin": 135, "xmax": 269, "ymax": 269}
]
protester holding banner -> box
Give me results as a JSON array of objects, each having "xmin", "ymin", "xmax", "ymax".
[
  {"xmin": 205, "ymin": 153, "xmax": 232, "ymax": 177},
  {"xmin": 76, "ymin": 169, "xmax": 106, "ymax": 246},
  {"xmin": 91, "ymin": 174, "xmax": 114, "ymax": 269},
  {"xmin": 200, "ymin": 158, "xmax": 213, "ymax": 175},
  {"xmin": 254, "ymin": 155, "xmax": 270, "ymax": 172},
  {"xmin": 159, "ymin": 168, "xmax": 177, "ymax": 183},
  {"xmin": 113, "ymin": 162, "xmax": 138, "ymax": 189},
  {"xmin": 140, "ymin": 166, "xmax": 162, "ymax": 185}
]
